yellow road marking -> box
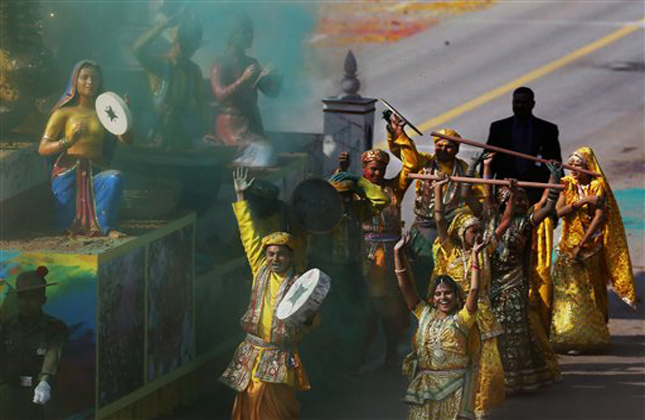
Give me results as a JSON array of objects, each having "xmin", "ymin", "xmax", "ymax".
[{"xmin": 407, "ymin": 17, "xmax": 645, "ymax": 136}]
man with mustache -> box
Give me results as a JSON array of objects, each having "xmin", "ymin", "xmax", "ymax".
[
  {"xmin": 387, "ymin": 114, "xmax": 484, "ymax": 294},
  {"xmin": 220, "ymin": 168, "xmax": 316, "ymax": 420}
]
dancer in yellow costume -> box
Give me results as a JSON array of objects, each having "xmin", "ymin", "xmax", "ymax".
[
  {"xmin": 220, "ymin": 168, "xmax": 317, "ymax": 420},
  {"xmin": 394, "ymin": 231, "xmax": 485, "ymax": 420},
  {"xmin": 432, "ymin": 174, "xmax": 515, "ymax": 417},
  {"xmin": 551, "ymin": 147, "xmax": 636, "ymax": 354},
  {"xmin": 386, "ymin": 117, "xmax": 484, "ymax": 294}
]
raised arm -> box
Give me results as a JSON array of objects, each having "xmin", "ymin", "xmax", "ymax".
[
  {"xmin": 232, "ymin": 168, "xmax": 265, "ymax": 278},
  {"xmin": 394, "ymin": 232, "xmax": 420, "ymax": 310},
  {"xmin": 384, "ymin": 111, "xmax": 404, "ymax": 159},
  {"xmin": 433, "ymin": 173, "xmax": 451, "ymax": 243},
  {"xmin": 385, "ymin": 112, "xmax": 425, "ymax": 173},
  {"xmin": 494, "ymin": 178, "xmax": 517, "ymax": 241},
  {"xmin": 481, "ymin": 152, "xmax": 497, "ymax": 213},
  {"xmin": 461, "ymin": 151, "xmax": 487, "ymax": 217},
  {"xmin": 465, "ymin": 238, "xmax": 485, "ymax": 313},
  {"xmin": 532, "ymin": 161, "xmax": 562, "ymax": 224},
  {"xmin": 133, "ymin": 16, "xmax": 178, "ymax": 76}
]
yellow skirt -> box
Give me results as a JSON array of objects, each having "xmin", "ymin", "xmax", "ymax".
[
  {"xmin": 550, "ymin": 252, "xmax": 610, "ymax": 352},
  {"xmin": 528, "ymin": 309, "xmax": 561, "ymax": 382},
  {"xmin": 232, "ymin": 381, "xmax": 299, "ymax": 420},
  {"xmin": 474, "ymin": 338, "xmax": 505, "ymax": 416},
  {"xmin": 408, "ymin": 385, "xmax": 469, "ymax": 420}
]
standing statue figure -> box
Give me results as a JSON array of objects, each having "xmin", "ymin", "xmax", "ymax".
[
  {"xmin": 210, "ymin": 11, "xmax": 283, "ymax": 167},
  {"xmin": 133, "ymin": 12, "xmax": 207, "ymax": 149}
]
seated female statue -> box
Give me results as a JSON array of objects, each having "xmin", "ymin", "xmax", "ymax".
[{"xmin": 38, "ymin": 60, "xmax": 131, "ymax": 238}]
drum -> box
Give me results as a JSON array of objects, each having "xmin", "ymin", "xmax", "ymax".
[
  {"xmin": 291, "ymin": 179, "xmax": 343, "ymax": 234},
  {"xmin": 95, "ymin": 92, "xmax": 132, "ymax": 135},
  {"xmin": 277, "ymin": 268, "xmax": 331, "ymax": 326}
]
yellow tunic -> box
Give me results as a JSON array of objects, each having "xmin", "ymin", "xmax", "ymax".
[
  {"xmin": 432, "ymin": 236, "xmax": 505, "ymax": 415},
  {"xmin": 233, "ymin": 200, "xmax": 302, "ymax": 388},
  {"xmin": 388, "ymin": 131, "xmax": 485, "ymax": 218}
]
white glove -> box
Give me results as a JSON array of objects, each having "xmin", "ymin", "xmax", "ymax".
[{"xmin": 33, "ymin": 380, "xmax": 51, "ymax": 405}]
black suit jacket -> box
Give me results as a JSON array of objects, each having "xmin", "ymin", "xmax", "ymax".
[{"xmin": 487, "ymin": 115, "xmax": 561, "ymax": 204}]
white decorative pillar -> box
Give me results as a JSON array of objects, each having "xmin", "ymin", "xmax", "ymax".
[{"xmin": 322, "ymin": 50, "xmax": 377, "ymax": 177}]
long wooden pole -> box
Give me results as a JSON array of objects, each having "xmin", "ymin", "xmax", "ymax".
[
  {"xmin": 379, "ymin": 98, "xmax": 424, "ymax": 136},
  {"xmin": 407, "ymin": 173, "xmax": 565, "ymax": 190},
  {"xmin": 431, "ymin": 131, "xmax": 600, "ymax": 177}
]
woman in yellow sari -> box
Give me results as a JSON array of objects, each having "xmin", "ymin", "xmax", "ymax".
[
  {"xmin": 432, "ymin": 175, "xmax": 516, "ymax": 417},
  {"xmin": 551, "ymin": 146, "xmax": 636, "ymax": 353},
  {"xmin": 394, "ymin": 231, "xmax": 485, "ymax": 420}
]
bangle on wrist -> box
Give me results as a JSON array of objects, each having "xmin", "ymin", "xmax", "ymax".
[
  {"xmin": 394, "ymin": 268, "xmax": 407, "ymax": 275},
  {"xmin": 471, "ymin": 265, "xmax": 480, "ymax": 270}
]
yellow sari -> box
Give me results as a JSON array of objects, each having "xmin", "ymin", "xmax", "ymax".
[
  {"xmin": 432, "ymin": 212, "xmax": 505, "ymax": 416},
  {"xmin": 550, "ymin": 147, "xmax": 636, "ymax": 352}
]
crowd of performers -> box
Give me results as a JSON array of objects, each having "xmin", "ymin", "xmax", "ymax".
[
  {"xmin": 219, "ymin": 89, "xmax": 636, "ymax": 420},
  {"xmin": 11, "ymin": 2, "xmax": 636, "ymax": 417}
]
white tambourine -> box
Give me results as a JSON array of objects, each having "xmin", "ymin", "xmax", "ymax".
[
  {"xmin": 95, "ymin": 92, "xmax": 132, "ymax": 135},
  {"xmin": 277, "ymin": 268, "xmax": 331, "ymax": 326}
]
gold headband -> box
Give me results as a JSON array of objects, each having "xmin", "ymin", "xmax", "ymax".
[{"xmin": 362, "ymin": 149, "xmax": 390, "ymax": 165}]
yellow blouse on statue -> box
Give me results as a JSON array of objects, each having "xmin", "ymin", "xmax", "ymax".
[{"xmin": 43, "ymin": 107, "xmax": 106, "ymax": 161}]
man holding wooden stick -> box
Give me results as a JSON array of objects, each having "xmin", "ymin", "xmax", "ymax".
[{"xmin": 385, "ymin": 112, "xmax": 484, "ymax": 294}]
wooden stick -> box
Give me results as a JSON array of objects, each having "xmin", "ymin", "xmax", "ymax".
[
  {"xmin": 379, "ymin": 98, "xmax": 424, "ymax": 136},
  {"xmin": 408, "ymin": 173, "xmax": 565, "ymax": 190},
  {"xmin": 430, "ymin": 131, "xmax": 601, "ymax": 177}
]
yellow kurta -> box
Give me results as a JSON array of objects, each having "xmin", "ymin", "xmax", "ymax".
[
  {"xmin": 387, "ymin": 131, "xmax": 485, "ymax": 218},
  {"xmin": 232, "ymin": 200, "xmax": 305, "ymax": 389},
  {"xmin": 432, "ymin": 235, "xmax": 505, "ymax": 415},
  {"xmin": 363, "ymin": 150, "xmax": 414, "ymax": 297}
]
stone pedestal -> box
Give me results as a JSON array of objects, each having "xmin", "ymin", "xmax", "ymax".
[
  {"xmin": 322, "ymin": 97, "xmax": 377, "ymax": 177},
  {"xmin": 321, "ymin": 50, "xmax": 376, "ymax": 177}
]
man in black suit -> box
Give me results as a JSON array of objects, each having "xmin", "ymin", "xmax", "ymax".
[{"xmin": 487, "ymin": 87, "xmax": 562, "ymax": 204}]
